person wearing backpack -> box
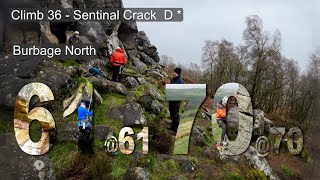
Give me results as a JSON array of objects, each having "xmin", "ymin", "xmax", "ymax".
[{"xmin": 109, "ymin": 47, "xmax": 127, "ymax": 82}]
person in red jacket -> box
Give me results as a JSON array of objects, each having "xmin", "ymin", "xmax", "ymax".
[
  {"xmin": 110, "ymin": 47, "xmax": 127, "ymax": 82},
  {"xmin": 216, "ymin": 96, "xmax": 228, "ymax": 146}
]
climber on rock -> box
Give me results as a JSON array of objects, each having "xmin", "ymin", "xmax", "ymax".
[
  {"xmin": 77, "ymin": 101, "xmax": 93, "ymax": 132},
  {"xmin": 168, "ymin": 67, "xmax": 184, "ymax": 132},
  {"xmin": 69, "ymin": 31, "xmax": 81, "ymax": 45},
  {"xmin": 110, "ymin": 47, "xmax": 127, "ymax": 82},
  {"xmin": 89, "ymin": 66, "xmax": 108, "ymax": 79},
  {"xmin": 216, "ymin": 96, "xmax": 228, "ymax": 149}
]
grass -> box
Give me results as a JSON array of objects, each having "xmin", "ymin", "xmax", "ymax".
[
  {"xmin": 47, "ymin": 142, "xmax": 78, "ymax": 175},
  {"xmin": 110, "ymin": 153, "xmax": 133, "ymax": 178},
  {"xmin": 133, "ymin": 85, "xmax": 146, "ymax": 98},
  {"xmin": 94, "ymin": 93, "xmax": 126, "ymax": 132},
  {"xmin": 56, "ymin": 59, "xmax": 81, "ymax": 67},
  {"xmin": 281, "ymin": 164, "xmax": 294, "ymax": 177},
  {"xmin": 173, "ymin": 108, "xmax": 201, "ymax": 154},
  {"xmin": 29, "ymin": 120, "xmax": 42, "ymax": 142},
  {"xmin": 0, "ymin": 110, "xmax": 13, "ymax": 134},
  {"xmin": 226, "ymin": 172, "xmax": 244, "ymax": 180},
  {"xmin": 148, "ymin": 159, "xmax": 182, "ymax": 179}
]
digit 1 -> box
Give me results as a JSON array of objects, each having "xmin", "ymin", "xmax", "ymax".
[
  {"xmin": 137, "ymin": 127, "xmax": 149, "ymax": 154},
  {"xmin": 166, "ymin": 84, "xmax": 206, "ymax": 154},
  {"xmin": 14, "ymin": 83, "xmax": 55, "ymax": 155},
  {"xmin": 213, "ymin": 83, "xmax": 253, "ymax": 155}
]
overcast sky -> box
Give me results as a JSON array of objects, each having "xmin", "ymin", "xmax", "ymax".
[{"xmin": 123, "ymin": 0, "xmax": 319, "ymax": 71}]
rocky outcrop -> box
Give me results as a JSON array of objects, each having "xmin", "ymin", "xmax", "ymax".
[
  {"xmin": 56, "ymin": 122, "xmax": 79, "ymax": 143},
  {"xmin": 253, "ymin": 109, "xmax": 273, "ymax": 138},
  {"xmin": 148, "ymin": 87, "xmax": 165, "ymax": 102},
  {"xmin": 133, "ymin": 58, "xmax": 147, "ymax": 73},
  {"xmin": 107, "ymin": 102, "xmax": 147, "ymax": 126},
  {"xmin": 124, "ymin": 167, "xmax": 149, "ymax": 180},
  {"xmin": 150, "ymin": 100, "xmax": 163, "ymax": 114},
  {"xmin": 136, "ymin": 31, "xmax": 160, "ymax": 62},
  {"xmin": 191, "ymin": 126, "xmax": 206, "ymax": 147},
  {"xmin": 0, "ymin": 133, "xmax": 55, "ymax": 179},
  {"xmin": 244, "ymin": 146, "xmax": 279, "ymax": 180},
  {"xmin": 0, "ymin": 57, "xmax": 74, "ymax": 109},
  {"xmin": 124, "ymin": 76, "xmax": 140, "ymax": 89},
  {"xmin": 94, "ymin": 126, "xmax": 113, "ymax": 141},
  {"xmin": 88, "ymin": 76, "xmax": 127, "ymax": 95},
  {"xmin": 137, "ymin": 95, "xmax": 153, "ymax": 110}
]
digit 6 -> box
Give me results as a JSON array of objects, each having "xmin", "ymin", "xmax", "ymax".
[{"xmin": 14, "ymin": 83, "xmax": 55, "ymax": 155}]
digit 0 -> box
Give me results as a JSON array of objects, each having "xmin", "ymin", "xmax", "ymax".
[
  {"xmin": 213, "ymin": 83, "xmax": 253, "ymax": 155},
  {"xmin": 14, "ymin": 83, "xmax": 55, "ymax": 155}
]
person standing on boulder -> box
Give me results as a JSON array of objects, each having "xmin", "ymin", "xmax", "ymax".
[
  {"xmin": 110, "ymin": 47, "xmax": 127, "ymax": 82},
  {"xmin": 169, "ymin": 68, "xmax": 184, "ymax": 132}
]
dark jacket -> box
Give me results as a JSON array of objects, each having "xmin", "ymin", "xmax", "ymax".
[
  {"xmin": 68, "ymin": 35, "xmax": 80, "ymax": 44},
  {"xmin": 170, "ymin": 76, "xmax": 184, "ymax": 84}
]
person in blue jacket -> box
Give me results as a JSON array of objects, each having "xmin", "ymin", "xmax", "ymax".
[
  {"xmin": 89, "ymin": 67, "xmax": 108, "ymax": 78},
  {"xmin": 78, "ymin": 101, "xmax": 93, "ymax": 131}
]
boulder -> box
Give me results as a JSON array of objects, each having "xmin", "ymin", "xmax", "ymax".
[
  {"xmin": 177, "ymin": 158, "xmax": 196, "ymax": 173},
  {"xmin": 124, "ymin": 167, "xmax": 149, "ymax": 180},
  {"xmin": 253, "ymin": 109, "xmax": 265, "ymax": 137},
  {"xmin": 0, "ymin": 58, "xmax": 74, "ymax": 109},
  {"xmin": 147, "ymin": 70, "xmax": 164, "ymax": 81},
  {"xmin": 93, "ymin": 89, "xmax": 103, "ymax": 105},
  {"xmin": 125, "ymin": 76, "xmax": 140, "ymax": 89},
  {"xmin": 149, "ymin": 87, "xmax": 165, "ymax": 102},
  {"xmin": 94, "ymin": 126, "xmax": 113, "ymax": 141},
  {"xmin": 136, "ymin": 31, "xmax": 150, "ymax": 45},
  {"xmin": 142, "ymin": 44, "xmax": 158, "ymax": 57},
  {"xmin": 88, "ymin": 77, "xmax": 127, "ymax": 95},
  {"xmin": 56, "ymin": 122, "xmax": 79, "ymax": 143},
  {"xmin": 0, "ymin": 133, "xmax": 55, "ymax": 179},
  {"xmin": 107, "ymin": 102, "xmax": 147, "ymax": 126},
  {"xmin": 65, "ymin": 66, "xmax": 82, "ymax": 78},
  {"xmin": 40, "ymin": 21, "xmax": 59, "ymax": 44},
  {"xmin": 80, "ymin": 59, "xmax": 108, "ymax": 71},
  {"xmin": 136, "ymin": 31, "xmax": 160, "ymax": 63},
  {"xmin": 137, "ymin": 77, "xmax": 148, "ymax": 86},
  {"xmin": 253, "ymin": 109, "xmax": 273, "ymax": 138},
  {"xmin": 140, "ymin": 52, "xmax": 157, "ymax": 65},
  {"xmin": 137, "ymin": 95, "xmax": 153, "ymax": 110},
  {"xmin": 133, "ymin": 58, "xmax": 147, "ymax": 73},
  {"xmin": 150, "ymin": 100, "xmax": 163, "ymax": 114},
  {"xmin": 191, "ymin": 126, "xmax": 206, "ymax": 147},
  {"xmin": 244, "ymin": 146, "xmax": 279, "ymax": 180},
  {"xmin": 76, "ymin": 21, "xmax": 107, "ymax": 47}
]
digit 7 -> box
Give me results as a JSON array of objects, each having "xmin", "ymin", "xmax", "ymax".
[{"xmin": 166, "ymin": 84, "xmax": 206, "ymax": 154}]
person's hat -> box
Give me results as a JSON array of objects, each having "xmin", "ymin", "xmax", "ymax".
[
  {"xmin": 116, "ymin": 47, "xmax": 122, "ymax": 50},
  {"xmin": 74, "ymin": 31, "xmax": 80, "ymax": 35},
  {"xmin": 80, "ymin": 101, "xmax": 86, "ymax": 106},
  {"xmin": 222, "ymin": 96, "xmax": 228, "ymax": 107},
  {"xmin": 174, "ymin": 67, "xmax": 182, "ymax": 75}
]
